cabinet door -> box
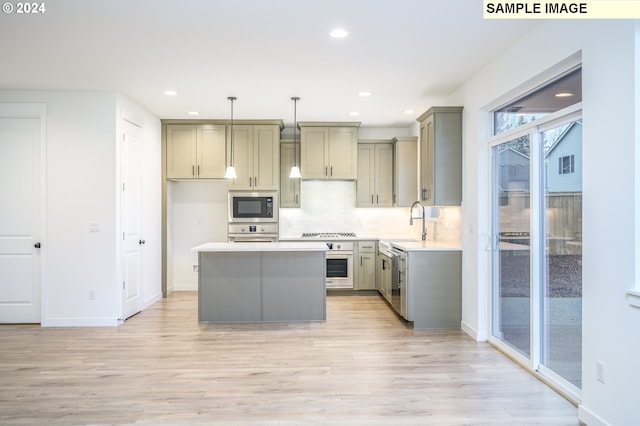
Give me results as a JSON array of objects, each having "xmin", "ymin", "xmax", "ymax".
[
  {"xmin": 301, "ymin": 127, "xmax": 329, "ymax": 178},
  {"xmin": 166, "ymin": 125, "xmax": 197, "ymax": 179},
  {"xmin": 329, "ymin": 127, "xmax": 357, "ymax": 179},
  {"xmin": 253, "ymin": 125, "xmax": 280, "ymax": 190},
  {"xmin": 227, "ymin": 125, "xmax": 253, "ymax": 189},
  {"xmin": 357, "ymin": 252, "xmax": 377, "ymax": 290},
  {"xmin": 420, "ymin": 115, "xmax": 435, "ymax": 205},
  {"xmin": 197, "ymin": 125, "xmax": 226, "ymax": 178},
  {"xmin": 374, "ymin": 144, "xmax": 394, "ymax": 207},
  {"xmin": 356, "ymin": 144, "xmax": 375, "ymax": 207},
  {"xmin": 280, "ymin": 142, "xmax": 300, "ymax": 207},
  {"xmin": 394, "ymin": 138, "xmax": 418, "ymax": 206}
]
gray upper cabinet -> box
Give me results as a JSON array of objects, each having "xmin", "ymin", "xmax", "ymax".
[
  {"xmin": 393, "ymin": 136, "xmax": 418, "ymax": 207},
  {"xmin": 166, "ymin": 124, "xmax": 226, "ymax": 179},
  {"xmin": 357, "ymin": 142, "xmax": 393, "ymax": 207},
  {"xmin": 299, "ymin": 122, "xmax": 359, "ymax": 180},
  {"xmin": 417, "ymin": 107, "xmax": 463, "ymax": 206}
]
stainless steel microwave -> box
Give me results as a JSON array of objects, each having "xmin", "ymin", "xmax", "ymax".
[{"xmin": 228, "ymin": 191, "xmax": 278, "ymax": 223}]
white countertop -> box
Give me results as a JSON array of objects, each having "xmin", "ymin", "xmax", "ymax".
[
  {"xmin": 389, "ymin": 241, "xmax": 461, "ymax": 251},
  {"xmin": 193, "ymin": 242, "xmax": 329, "ymax": 252}
]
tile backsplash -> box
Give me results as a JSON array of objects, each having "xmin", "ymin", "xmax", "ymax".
[{"xmin": 279, "ymin": 180, "xmax": 461, "ymax": 244}]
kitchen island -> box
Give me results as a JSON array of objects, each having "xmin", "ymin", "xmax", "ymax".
[{"xmin": 192, "ymin": 242, "xmax": 328, "ymax": 323}]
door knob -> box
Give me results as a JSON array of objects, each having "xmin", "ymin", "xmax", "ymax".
[
  {"xmin": 139, "ymin": 239, "xmax": 146, "ymax": 245},
  {"xmin": 34, "ymin": 242, "xmax": 41, "ymax": 249}
]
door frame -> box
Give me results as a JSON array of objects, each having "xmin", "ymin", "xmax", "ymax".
[{"xmin": 0, "ymin": 103, "xmax": 47, "ymax": 325}]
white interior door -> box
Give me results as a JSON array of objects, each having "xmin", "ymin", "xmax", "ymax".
[
  {"xmin": 121, "ymin": 119, "xmax": 143, "ymax": 319},
  {"xmin": 0, "ymin": 118, "xmax": 41, "ymax": 323}
]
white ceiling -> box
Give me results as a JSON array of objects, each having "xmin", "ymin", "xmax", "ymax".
[{"xmin": 0, "ymin": 0, "xmax": 539, "ymax": 128}]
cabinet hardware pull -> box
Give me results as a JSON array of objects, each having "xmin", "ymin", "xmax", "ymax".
[
  {"xmin": 325, "ymin": 166, "xmax": 328, "ymax": 177},
  {"xmin": 192, "ymin": 165, "xmax": 195, "ymax": 177},
  {"xmin": 376, "ymin": 194, "xmax": 379, "ymax": 204},
  {"xmin": 330, "ymin": 166, "xmax": 333, "ymax": 176},
  {"xmin": 371, "ymin": 195, "xmax": 373, "ymax": 204},
  {"xmin": 34, "ymin": 242, "xmax": 41, "ymax": 249},
  {"xmin": 197, "ymin": 165, "xmax": 200, "ymax": 176}
]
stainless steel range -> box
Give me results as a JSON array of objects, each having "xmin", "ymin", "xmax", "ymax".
[{"xmin": 301, "ymin": 232, "xmax": 355, "ymax": 289}]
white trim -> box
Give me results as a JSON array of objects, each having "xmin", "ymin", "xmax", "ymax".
[
  {"xmin": 626, "ymin": 289, "xmax": 640, "ymax": 308},
  {"xmin": 142, "ymin": 293, "xmax": 162, "ymax": 310},
  {"xmin": 536, "ymin": 364, "xmax": 581, "ymax": 404},
  {"xmin": 460, "ymin": 320, "xmax": 479, "ymax": 340},
  {"xmin": 44, "ymin": 317, "xmax": 120, "ymax": 327},
  {"xmin": 484, "ymin": 52, "xmax": 582, "ymax": 112},
  {"xmin": 578, "ymin": 405, "xmax": 611, "ymax": 426}
]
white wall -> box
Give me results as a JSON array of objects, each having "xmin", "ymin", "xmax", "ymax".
[
  {"xmin": 455, "ymin": 20, "xmax": 639, "ymax": 426},
  {"xmin": 0, "ymin": 90, "xmax": 161, "ymax": 325},
  {"xmin": 169, "ymin": 180, "xmax": 228, "ymax": 291}
]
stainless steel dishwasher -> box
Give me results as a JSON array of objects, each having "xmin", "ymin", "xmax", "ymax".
[{"xmin": 388, "ymin": 246, "xmax": 408, "ymax": 319}]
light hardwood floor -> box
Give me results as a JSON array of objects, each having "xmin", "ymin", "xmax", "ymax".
[{"xmin": 0, "ymin": 292, "xmax": 580, "ymax": 425}]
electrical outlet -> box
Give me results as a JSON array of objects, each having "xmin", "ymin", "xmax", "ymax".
[
  {"xmin": 597, "ymin": 361, "xmax": 606, "ymax": 383},
  {"xmin": 193, "ymin": 265, "xmax": 199, "ymax": 273}
]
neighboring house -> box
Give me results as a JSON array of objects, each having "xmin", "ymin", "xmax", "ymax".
[
  {"xmin": 498, "ymin": 147, "xmax": 530, "ymax": 193},
  {"xmin": 544, "ymin": 121, "xmax": 583, "ymax": 192}
]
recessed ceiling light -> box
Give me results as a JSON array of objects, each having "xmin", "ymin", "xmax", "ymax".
[
  {"xmin": 188, "ymin": 111, "xmax": 199, "ymax": 116},
  {"xmin": 163, "ymin": 90, "xmax": 178, "ymax": 96},
  {"xmin": 359, "ymin": 91, "xmax": 372, "ymax": 97},
  {"xmin": 349, "ymin": 112, "xmax": 359, "ymax": 116},
  {"xmin": 555, "ymin": 92, "xmax": 575, "ymax": 98},
  {"xmin": 403, "ymin": 110, "xmax": 415, "ymax": 114},
  {"xmin": 329, "ymin": 28, "xmax": 349, "ymax": 38}
]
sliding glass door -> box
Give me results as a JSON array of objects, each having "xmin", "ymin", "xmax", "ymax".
[
  {"xmin": 491, "ymin": 135, "xmax": 531, "ymax": 357},
  {"xmin": 541, "ymin": 121, "xmax": 583, "ymax": 388},
  {"xmin": 489, "ymin": 67, "xmax": 582, "ymax": 398},
  {"xmin": 490, "ymin": 115, "xmax": 582, "ymax": 397}
]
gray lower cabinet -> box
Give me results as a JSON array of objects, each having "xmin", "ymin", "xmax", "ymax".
[
  {"xmin": 355, "ymin": 241, "xmax": 377, "ymax": 290},
  {"xmin": 198, "ymin": 251, "xmax": 326, "ymax": 322},
  {"xmin": 407, "ymin": 250, "xmax": 462, "ymax": 329},
  {"xmin": 198, "ymin": 252, "xmax": 262, "ymax": 322},
  {"xmin": 261, "ymin": 252, "xmax": 325, "ymax": 321}
]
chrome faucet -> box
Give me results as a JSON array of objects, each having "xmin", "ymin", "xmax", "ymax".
[{"xmin": 410, "ymin": 200, "xmax": 427, "ymax": 241}]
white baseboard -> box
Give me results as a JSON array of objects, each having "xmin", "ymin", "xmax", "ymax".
[
  {"xmin": 42, "ymin": 317, "xmax": 120, "ymax": 327},
  {"xmin": 579, "ymin": 404, "xmax": 610, "ymax": 426},
  {"xmin": 142, "ymin": 292, "xmax": 162, "ymax": 309},
  {"xmin": 461, "ymin": 321, "xmax": 479, "ymax": 340},
  {"xmin": 172, "ymin": 283, "xmax": 198, "ymax": 291}
]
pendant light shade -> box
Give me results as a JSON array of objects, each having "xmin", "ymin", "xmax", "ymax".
[
  {"xmin": 289, "ymin": 96, "xmax": 301, "ymax": 178},
  {"xmin": 224, "ymin": 96, "xmax": 237, "ymax": 179}
]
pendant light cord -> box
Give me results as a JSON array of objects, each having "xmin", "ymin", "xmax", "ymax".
[
  {"xmin": 228, "ymin": 96, "xmax": 236, "ymax": 166},
  {"xmin": 291, "ymin": 96, "xmax": 300, "ymax": 167}
]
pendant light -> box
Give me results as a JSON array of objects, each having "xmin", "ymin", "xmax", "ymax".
[
  {"xmin": 224, "ymin": 96, "xmax": 238, "ymax": 179},
  {"xmin": 289, "ymin": 96, "xmax": 302, "ymax": 178}
]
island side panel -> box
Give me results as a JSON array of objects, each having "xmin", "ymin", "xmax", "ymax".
[
  {"xmin": 410, "ymin": 251, "xmax": 462, "ymax": 329},
  {"xmin": 198, "ymin": 252, "xmax": 262, "ymax": 322},
  {"xmin": 261, "ymin": 251, "xmax": 326, "ymax": 322}
]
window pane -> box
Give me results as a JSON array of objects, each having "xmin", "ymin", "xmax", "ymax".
[
  {"xmin": 494, "ymin": 69, "xmax": 582, "ymax": 135},
  {"xmin": 542, "ymin": 120, "xmax": 582, "ymax": 388},
  {"xmin": 492, "ymin": 135, "xmax": 531, "ymax": 357}
]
